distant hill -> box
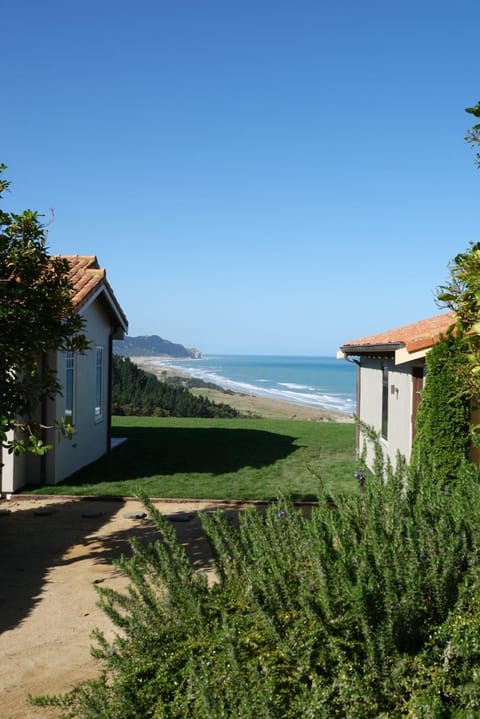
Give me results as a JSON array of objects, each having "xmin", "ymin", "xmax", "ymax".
[{"xmin": 113, "ymin": 335, "xmax": 202, "ymax": 359}]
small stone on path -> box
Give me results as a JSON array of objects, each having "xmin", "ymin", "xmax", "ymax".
[
  {"xmin": 123, "ymin": 511, "xmax": 147, "ymax": 520},
  {"xmin": 168, "ymin": 512, "xmax": 193, "ymax": 522}
]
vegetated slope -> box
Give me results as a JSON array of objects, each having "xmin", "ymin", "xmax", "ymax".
[
  {"xmin": 113, "ymin": 335, "xmax": 201, "ymax": 358},
  {"xmin": 112, "ymin": 355, "xmax": 237, "ymax": 418}
]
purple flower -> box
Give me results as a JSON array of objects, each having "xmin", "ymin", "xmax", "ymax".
[{"xmin": 354, "ymin": 470, "xmax": 365, "ymax": 486}]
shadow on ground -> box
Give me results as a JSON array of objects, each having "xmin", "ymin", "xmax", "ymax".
[
  {"xmin": 0, "ymin": 497, "xmax": 260, "ymax": 635},
  {"xmin": 59, "ymin": 426, "xmax": 299, "ymax": 486}
]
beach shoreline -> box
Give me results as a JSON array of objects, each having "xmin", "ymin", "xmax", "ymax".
[{"xmin": 131, "ymin": 356, "xmax": 354, "ymax": 423}]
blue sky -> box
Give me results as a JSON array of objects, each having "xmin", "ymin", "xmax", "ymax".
[{"xmin": 3, "ymin": 0, "xmax": 479, "ymax": 355}]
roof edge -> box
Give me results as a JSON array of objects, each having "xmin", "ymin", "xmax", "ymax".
[
  {"xmin": 78, "ymin": 279, "xmax": 128, "ymax": 334},
  {"xmin": 340, "ymin": 342, "xmax": 403, "ymax": 355}
]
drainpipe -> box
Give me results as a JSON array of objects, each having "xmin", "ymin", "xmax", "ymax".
[
  {"xmin": 40, "ymin": 395, "xmax": 48, "ymax": 485},
  {"xmin": 343, "ymin": 355, "xmax": 361, "ymax": 458},
  {"xmin": 107, "ymin": 330, "xmax": 114, "ymax": 453}
]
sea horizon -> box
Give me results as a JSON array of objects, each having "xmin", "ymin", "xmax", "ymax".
[{"xmin": 152, "ymin": 354, "xmax": 357, "ymax": 415}]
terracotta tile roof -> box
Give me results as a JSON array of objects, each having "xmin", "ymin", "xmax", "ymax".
[
  {"xmin": 61, "ymin": 255, "xmax": 104, "ymax": 309},
  {"xmin": 56, "ymin": 255, "xmax": 128, "ymax": 330},
  {"xmin": 341, "ymin": 311, "xmax": 455, "ymax": 354}
]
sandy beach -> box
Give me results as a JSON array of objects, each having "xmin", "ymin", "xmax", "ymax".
[{"xmin": 131, "ymin": 356, "xmax": 354, "ymax": 423}]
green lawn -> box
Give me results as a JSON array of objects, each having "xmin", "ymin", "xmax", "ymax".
[{"xmin": 25, "ymin": 416, "xmax": 357, "ymax": 501}]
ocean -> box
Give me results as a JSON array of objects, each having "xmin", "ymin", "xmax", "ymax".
[{"xmin": 152, "ymin": 355, "xmax": 357, "ymax": 415}]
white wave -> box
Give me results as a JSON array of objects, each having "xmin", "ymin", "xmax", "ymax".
[
  {"xmin": 153, "ymin": 360, "xmax": 355, "ymax": 414},
  {"xmin": 215, "ymin": 376, "xmax": 353, "ymax": 414}
]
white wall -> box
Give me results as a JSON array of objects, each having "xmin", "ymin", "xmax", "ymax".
[
  {"xmin": 0, "ymin": 431, "xmax": 28, "ymax": 494},
  {"xmin": 1, "ymin": 391, "xmax": 45, "ymax": 494},
  {"xmin": 358, "ymin": 357, "xmax": 417, "ymax": 470},
  {"xmin": 47, "ymin": 299, "xmax": 112, "ymax": 484},
  {"xmin": 1, "ymin": 292, "xmax": 125, "ymax": 494}
]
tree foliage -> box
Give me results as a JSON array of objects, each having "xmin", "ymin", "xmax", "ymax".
[
  {"xmin": 0, "ymin": 164, "xmax": 88, "ymax": 456},
  {"xmin": 465, "ymin": 100, "xmax": 480, "ymax": 167},
  {"xmin": 112, "ymin": 355, "xmax": 239, "ymax": 418},
  {"xmin": 436, "ymin": 242, "xmax": 480, "ymax": 402},
  {"xmin": 431, "ymin": 102, "xmax": 480, "ymax": 434}
]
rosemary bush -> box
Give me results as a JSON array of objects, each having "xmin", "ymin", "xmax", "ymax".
[{"xmin": 31, "ymin": 441, "xmax": 480, "ymax": 718}]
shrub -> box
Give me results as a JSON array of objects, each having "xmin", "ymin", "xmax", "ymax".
[
  {"xmin": 30, "ymin": 442, "xmax": 480, "ymax": 718},
  {"xmin": 410, "ymin": 333, "xmax": 472, "ymax": 484},
  {"xmin": 403, "ymin": 570, "xmax": 480, "ymax": 717}
]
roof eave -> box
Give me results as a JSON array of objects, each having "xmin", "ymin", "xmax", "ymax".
[
  {"xmin": 339, "ymin": 342, "xmax": 431, "ymax": 366},
  {"xmin": 340, "ymin": 342, "xmax": 404, "ymax": 356},
  {"xmin": 76, "ymin": 282, "xmax": 128, "ymax": 337},
  {"xmin": 394, "ymin": 346, "xmax": 428, "ymax": 365}
]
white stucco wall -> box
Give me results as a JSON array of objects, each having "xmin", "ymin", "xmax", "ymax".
[
  {"xmin": 1, "ymin": 284, "xmax": 126, "ymax": 494},
  {"xmin": 1, "ymin": 395, "xmax": 45, "ymax": 494},
  {"xmin": 358, "ymin": 357, "xmax": 418, "ymax": 470},
  {"xmin": 0, "ymin": 431, "xmax": 29, "ymax": 493},
  {"xmin": 47, "ymin": 299, "xmax": 112, "ymax": 484}
]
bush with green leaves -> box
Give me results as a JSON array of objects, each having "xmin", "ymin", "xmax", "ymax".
[
  {"xmin": 403, "ymin": 571, "xmax": 480, "ymax": 717},
  {"xmin": 410, "ymin": 332, "xmax": 472, "ymax": 484},
  {"xmin": 30, "ymin": 431, "xmax": 480, "ymax": 718},
  {"xmin": 0, "ymin": 164, "xmax": 88, "ymax": 457}
]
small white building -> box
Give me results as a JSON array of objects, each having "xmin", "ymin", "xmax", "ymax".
[
  {"xmin": 0, "ymin": 255, "xmax": 128, "ymax": 494},
  {"xmin": 338, "ymin": 312, "xmax": 454, "ymax": 470}
]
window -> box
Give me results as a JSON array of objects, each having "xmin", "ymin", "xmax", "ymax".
[
  {"xmin": 95, "ymin": 347, "xmax": 104, "ymax": 418},
  {"xmin": 65, "ymin": 351, "xmax": 75, "ymax": 419},
  {"xmin": 381, "ymin": 363, "xmax": 389, "ymax": 440}
]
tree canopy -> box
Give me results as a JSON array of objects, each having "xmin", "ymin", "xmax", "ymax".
[
  {"xmin": 0, "ymin": 164, "xmax": 88, "ymax": 455},
  {"xmin": 465, "ymin": 100, "xmax": 480, "ymax": 166},
  {"xmin": 435, "ymin": 103, "xmax": 480, "ymax": 403},
  {"xmin": 112, "ymin": 354, "xmax": 239, "ymax": 418}
]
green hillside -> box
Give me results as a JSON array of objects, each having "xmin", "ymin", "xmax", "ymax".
[
  {"xmin": 112, "ymin": 355, "xmax": 237, "ymax": 418},
  {"xmin": 113, "ymin": 334, "xmax": 201, "ymax": 358}
]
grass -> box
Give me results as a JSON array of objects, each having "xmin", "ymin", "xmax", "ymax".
[{"xmin": 25, "ymin": 416, "xmax": 357, "ymax": 501}]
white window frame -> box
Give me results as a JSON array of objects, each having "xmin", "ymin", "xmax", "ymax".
[{"xmin": 65, "ymin": 350, "xmax": 75, "ymax": 421}]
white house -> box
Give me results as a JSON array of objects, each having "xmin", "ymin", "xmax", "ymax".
[
  {"xmin": 0, "ymin": 255, "xmax": 128, "ymax": 494},
  {"xmin": 338, "ymin": 312, "xmax": 454, "ymax": 470}
]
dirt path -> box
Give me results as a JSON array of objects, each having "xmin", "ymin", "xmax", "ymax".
[{"xmin": 0, "ymin": 495, "xmax": 252, "ymax": 719}]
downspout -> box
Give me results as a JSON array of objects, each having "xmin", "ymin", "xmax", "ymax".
[
  {"xmin": 37, "ymin": 352, "xmax": 48, "ymax": 485},
  {"xmin": 40, "ymin": 395, "xmax": 48, "ymax": 484},
  {"xmin": 107, "ymin": 330, "xmax": 114, "ymax": 453},
  {"xmin": 40, "ymin": 352, "xmax": 48, "ymax": 484},
  {"xmin": 344, "ymin": 355, "xmax": 361, "ymax": 458}
]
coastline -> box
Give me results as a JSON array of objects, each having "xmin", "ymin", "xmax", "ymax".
[{"xmin": 131, "ymin": 356, "xmax": 354, "ymax": 423}]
